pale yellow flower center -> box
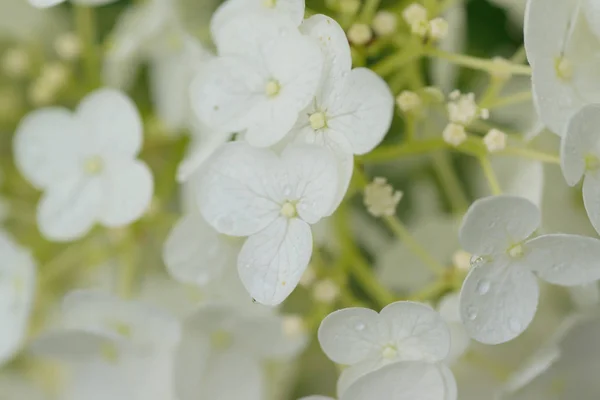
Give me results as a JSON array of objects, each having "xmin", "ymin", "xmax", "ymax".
[
  {"xmin": 265, "ymin": 80, "xmax": 281, "ymax": 98},
  {"xmin": 309, "ymin": 111, "xmax": 327, "ymax": 130},
  {"xmin": 280, "ymin": 201, "xmax": 297, "ymax": 218},
  {"xmin": 84, "ymin": 155, "xmax": 103, "ymax": 174}
]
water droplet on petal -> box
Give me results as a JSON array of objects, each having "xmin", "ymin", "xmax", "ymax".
[
  {"xmin": 355, "ymin": 322, "xmax": 365, "ymax": 331},
  {"xmin": 476, "ymin": 279, "xmax": 491, "ymax": 295},
  {"xmin": 470, "ymin": 255, "xmax": 483, "ymax": 268},
  {"xmin": 283, "ymin": 185, "xmax": 292, "ymax": 196},
  {"xmin": 466, "ymin": 306, "xmax": 477, "ymax": 321}
]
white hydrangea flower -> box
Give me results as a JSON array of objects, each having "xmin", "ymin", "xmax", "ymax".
[
  {"xmin": 163, "ymin": 213, "xmax": 240, "ymax": 287},
  {"xmin": 32, "ymin": 290, "xmax": 181, "ymax": 400},
  {"xmin": 458, "ymin": 195, "xmax": 600, "ymax": 344},
  {"xmin": 196, "ymin": 141, "xmax": 338, "ymax": 305},
  {"xmin": 524, "ymin": 0, "xmax": 600, "ymax": 136},
  {"xmin": 300, "ymin": 361, "xmax": 457, "ymax": 400},
  {"xmin": 191, "ymin": 13, "xmax": 323, "ymax": 148},
  {"xmin": 13, "ymin": 89, "xmax": 154, "ymax": 242},
  {"xmin": 174, "ymin": 303, "xmax": 306, "ymax": 400},
  {"xmin": 287, "ymin": 15, "xmax": 393, "ymax": 211},
  {"xmin": 29, "ymin": 0, "xmax": 119, "ymax": 9},
  {"xmin": 560, "ymin": 103, "xmax": 600, "ymax": 235},
  {"xmin": 210, "ymin": 0, "xmax": 305, "ymax": 47},
  {"xmin": 0, "ymin": 231, "xmax": 36, "ymax": 366},
  {"xmin": 318, "ymin": 301, "xmax": 456, "ymax": 398}
]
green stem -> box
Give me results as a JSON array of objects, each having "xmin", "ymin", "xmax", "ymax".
[
  {"xmin": 498, "ymin": 146, "xmax": 560, "ymax": 164},
  {"xmin": 487, "ymin": 91, "xmax": 533, "ymax": 109},
  {"xmin": 382, "ymin": 215, "xmax": 447, "ymax": 276},
  {"xmin": 478, "ymin": 155, "xmax": 502, "ymax": 195},
  {"xmin": 360, "ymin": 0, "xmax": 382, "ymax": 22},
  {"xmin": 359, "ymin": 138, "xmax": 447, "ymax": 162},
  {"xmin": 371, "ymin": 46, "xmax": 424, "ymax": 76},
  {"xmin": 74, "ymin": 5, "xmax": 100, "ymax": 89},
  {"xmin": 426, "ymin": 47, "xmax": 532, "ymax": 76},
  {"xmin": 430, "ymin": 151, "xmax": 469, "ymax": 213}
]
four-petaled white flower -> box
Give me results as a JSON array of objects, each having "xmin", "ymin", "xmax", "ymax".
[
  {"xmin": 561, "ymin": 103, "xmax": 600, "ymax": 235},
  {"xmin": 14, "ymin": 88, "xmax": 154, "ymax": 242},
  {"xmin": 197, "ymin": 141, "xmax": 338, "ymax": 305},
  {"xmin": 290, "ymin": 15, "xmax": 394, "ymax": 211},
  {"xmin": 191, "ymin": 13, "xmax": 323, "ymax": 148},
  {"xmin": 317, "ymin": 301, "xmax": 457, "ymax": 399},
  {"xmin": 458, "ymin": 195, "xmax": 600, "ymax": 344},
  {"xmin": 174, "ymin": 303, "xmax": 306, "ymax": 400},
  {"xmin": 524, "ymin": 0, "xmax": 600, "ymax": 136},
  {"xmin": 0, "ymin": 231, "xmax": 36, "ymax": 366}
]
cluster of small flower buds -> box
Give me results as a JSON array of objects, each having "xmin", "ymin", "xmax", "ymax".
[
  {"xmin": 402, "ymin": 3, "xmax": 448, "ymax": 41},
  {"xmin": 364, "ymin": 177, "xmax": 403, "ymax": 217}
]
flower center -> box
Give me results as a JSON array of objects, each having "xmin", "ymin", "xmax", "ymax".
[
  {"xmin": 100, "ymin": 343, "xmax": 119, "ymax": 363},
  {"xmin": 381, "ymin": 344, "xmax": 398, "ymax": 359},
  {"xmin": 265, "ymin": 79, "xmax": 281, "ymax": 98},
  {"xmin": 262, "ymin": 0, "xmax": 276, "ymax": 8},
  {"xmin": 107, "ymin": 320, "xmax": 132, "ymax": 338},
  {"xmin": 210, "ymin": 330, "xmax": 233, "ymax": 350},
  {"xmin": 84, "ymin": 155, "xmax": 103, "ymax": 175},
  {"xmin": 585, "ymin": 153, "xmax": 600, "ymax": 171},
  {"xmin": 508, "ymin": 243, "xmax": 524, "ymax": 259},
  {"xmin": 280, "ymin": 201, "xmax": 297, "ymax": 218},
  {"xmin": 554, "ymin": 57, "xmax": 573, "ymax": 81},
  {"xmin": 309, "ymin": 111, "xmax": 327, "ymax": 130}
]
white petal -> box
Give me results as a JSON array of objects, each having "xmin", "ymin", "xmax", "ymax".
[
  {"xmin": 561, "ymin": 104, "xmax": 600, "ymax": 186},
  {"xmin": 211, "ymin": 0, "xmax": 304, "ymax": 50},
  {"xmin": 37, "ymin": 175, "xmax": 102, "ymax": 242},
  {"xmin": 524, "ymin": 233, "xmax": 600, "ymax": 285},
  {"xmin": 243, "ymin": 33, "xmax": 323, "ymax": 147},
  {"xmin": 163, "ymin": 214, "xmax": 236, "ymax": 286},
  {"xmin": 30, "ymin": 330, "xmax": 112, "ymax": 361},
  {"xmin": 0, "ymin": 237, "xmax": 36, "ymax": 365},
  {"xmin": 326, "ymin": 68, "xmax": 394, "ymax": 155},
  {"xmin": 237, "ymin": 217, "xmax": 312, "ymax": 305},
  {"xmin": 28, "ymin": 0, "xmax": 64, "ymax": 7},
  {"xmin": 379, "ymin": 301, "xmax": 451, "ymax": 363},
  {"xmin": 13, "ymin": 108, "xmax": 82, "ymax": 190},
  {"xmin": 197, "ymin": 142, "xmax": 280, "ymax": 236},
  {"xmin": 459, "ymin": 256, "xmax": 539, "ymax": 344},
  {"xmin": 568, "ymin": 282, "xmax": 600, "ymax": 307},
  {"xmin": 189, "ymin": 56, "xmax": 263, "ymax": 134},
  {"xmin": 300, "ymin": 14, "xmax": 352, "ymax": 95},
  {"xmin": 584, "ymin": 0, "xmax": 600, "ymax": 39},
  {"xmin": 459, "ymin": 195, "xmax": 540, "ymax": 255},
  {"xmin": 98, "ymin": 160, "xmax": 153, "ymax": 227},
  {"xmin": 176, "ymin": 131, "xmax": 232, "ymax": 182},
  {"xmin": 317, "ymin": 307, "xmax": 381, "ymax": 365},
  {"xmin": 337, "ymin": 359, "xmax": 386, "ymax": 397},
  {"xmin": 439, "ymin": 364, "xmax": 458, "ymax": 400},
  {"xmin": 62, "ymin": 290, "xmax": 181, "ymax": 349},
  {"xmin": 341, "ymin": 361, "xmax": 449, "ymax": 400},
  {"xmin": 281, "ymin": 144, "xmax": 339, "ymax": 223},
  {"xmin": 583, "ymin": 171, "xmax": 600, "ymax": 234}
]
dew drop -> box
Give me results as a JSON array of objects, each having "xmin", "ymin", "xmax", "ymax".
[
  {"xmin": 509, "ymin": 318, "xmax": 521, "ymax": 333},
  {"xmin": 470, "ymin": 255, "xmax": 483, "ymax": 268},
  {"xmin": 466, "ymin": 306, "xmax": 477, "ymax": 321},
  {"xmin": 476, "ymin": 279, "xmax": 491, "ymax": 295},
  {"xmin": 283, "ymin": 185, "xmax": 292, "ymax": 196},
  {"xmin": 355, "ymin": 322, "xmax": 365, "ymax": 331}
]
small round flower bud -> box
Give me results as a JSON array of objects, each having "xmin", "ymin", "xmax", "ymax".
[
  {"xmin": 364, "ymin": 177, "xmax": 403, "ymax": 217},
  {"xmin": 442, "ymin": 123, "xmax": 467, "ymax": 147},
  {"xmin": 372, "ymin": 11, "xmax": 398, "ymax": 36},
  {"xmin": 428, "ymin": 17, "xmax": 449, "ymax": 40},
  {"xmin": 282, "ymin": 314, "xmax": 305, "ymax": 338},
  {"xmin": 452, "ymin": 250, "xmax": 472, "ymax": 270},
  {"xmin": 402, "ymin": 3, "xmax": 428, "ymax": 26},
  {"xmin": 54, "ymin": 32, "xmax": 81, "ymax": 61},
  {"xmin": 2, "ymin": 48, "xmax": 30, "ymax": 78},
  {"xmin": 312, "ymin": 279, "xmax": 340, "ymax": 304},
  {"xmin": 447, "ymin": 91, "xmax": 478, "ymax": 125},
  {"xmin": 490, "ymin": 57, "xmax": 512, "ymax": 80},
  {"xmin": 28, "ymin": 79, "xmax": 55, "ymax": 106},
  {"xmin": 39, "ymin": 62, "xmax": 70, "ymax": 88},
  {"xmin": 339, "ymin": 0, "xmax": 360, "ymax": 14},
  {"xmin": 396, "ymin": 90, "xmax": 422, "ymax": 112},
  {"xmin": 299, "ymin": 265, "xmax": 317, "ymax": 287},
  {"xmin": 347, "ymin": 23, "xmax": 373, "ymax": 45},
  {"xmin": 483, "ymin": 129, "xmax": 507, "ymax": 153}
]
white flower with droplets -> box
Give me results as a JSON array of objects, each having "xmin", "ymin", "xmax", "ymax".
[
  {"xmin": 525, "ymin": 0, "xmax": 600, "ymax": 136},
  {"xmin": 196, "ymin": 141, "xmax": 338, "ymax": 305},
  {"xmin": 0, "ymin": 231, "xmax": 36, "ymax": 366},
  {"xmin": 289, "ymin": 15, "xmax": 393, "ymax": 212},
  {"xmin": 191, "ymin": 13, "xmax": 323, "ymax": 148},
  {"xmin": 174, "ymin": 303, "xmax": 306, "ymax": 400},
  {"xmin": 317, "ymin": 301, "xmax": 456, "ymax": 399},
  {"xmin": 560, "ymin": 103, "xmax": 600, "ymax": 236},
  {"xmin": 13, "ymin": 88, "xmax": 154, "ymax": 242},
  {"xmin": 363, "ymin": 177, "xmax": 403, "ymax": 217},
  {"xmin": 458, "ymin": 195, "xmax": 600, "ymax": 344}
]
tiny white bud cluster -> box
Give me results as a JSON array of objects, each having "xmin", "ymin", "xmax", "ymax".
[
  {"xmin": 396, "ymin": 90, "xmax": 422, "ymax": 112},
  {"xmin": 364, "ymin": 177, "xmax": 403, "ymax": 217},
  {"xmin": 2, "ymin": 48, "xmax": 30, "ymax": 78},
  {"xmin": 442, "ymin": 123, "xmax": 467, "ymax": 147},
  {"xmin": 282, "ymin": 314, "xmax": 305, "ymax": 337},
  {"xmin": 54, "ymin": 32, "xmax": 81, "ymax": 61},
  {"xmin": 313, "ymin": 279, "xmax": 340, "ymax": 304},
  {"xmin": 447, "ymin": 91, "xmax": 488, "ymax": 125},
  {"xmin": 452, "ymin": 250, "xmax": 472, "ymax": 270},
  {"xmin": 402, "ymin": 3, "xmax": 448, "ymax": 40},
  {"xmin": 28, "ymin": 62, "xmax": 70, "ymax": 106},
  {"xmin": 347, "ymin": 23, "xmax": 373, "ymax": 45},
  {"xmin": 483, "ymin": 129, "xmax": 507, "ymax": 152},
  {"xmin": 372, "ymin": 11, "xmax": 398, "ymax": 36}
]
